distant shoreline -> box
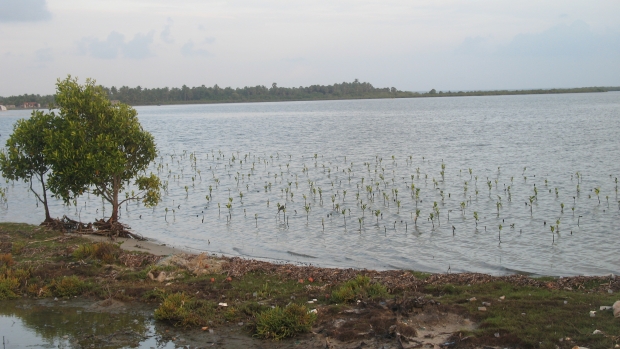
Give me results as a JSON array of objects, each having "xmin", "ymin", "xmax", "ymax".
[
  {"xmin": 125, "ymin": 88, "xmax": 618, "ymax": 107},
  {"xmin": 2, "ymin": 85, "xmax": 618, "ymax": 109}
]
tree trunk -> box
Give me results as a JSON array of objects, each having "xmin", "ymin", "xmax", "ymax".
[
  {"xmin": 39, "ymin": 173, "xmax": 53, "ymax": 223},
  {"xmin": 109, "ymin": 177, "xmax": 120, "ymax": 223}
]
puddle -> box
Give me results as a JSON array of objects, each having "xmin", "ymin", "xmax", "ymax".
[{"xmin": 0, "ymin": 299, "xmax": 262, "ymax": 349}]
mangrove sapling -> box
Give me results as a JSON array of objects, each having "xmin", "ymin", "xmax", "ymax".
[
  {"xmin": 375, "ymin": 210, "xmax": 381, "ymax": 224},
  {"xmin": 529, "ymin": 196, "xmax": 535, "ymax": 216},
  {"xmin": 473, "ymin": 211, "xmax": 479, "ymax": 227},
  {"xmin": 304, "ymin": 204, "xmax": 311, "ymax": 222},
  {"xmin": 414, "ymin": 209, "xmax": 420, "ymax": 226},
  {"xmin": 165, "ymin": 207, "xmax": 168, "ymax": 222},
  {"xmin": 429, "ymin": 213, "xmax": 435, "ymax": 229},
  {"xmin": 498, "ymin": 224, "xmax": 502, "ymax": 244}
]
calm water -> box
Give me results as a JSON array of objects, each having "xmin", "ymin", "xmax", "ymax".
[{"xmin": 1, "ymin": 93, "xmax": 619, "ymax": 276}]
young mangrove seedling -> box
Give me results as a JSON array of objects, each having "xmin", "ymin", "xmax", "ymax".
[
  {"xmin": 473, "ymin": 211, "xmax": 479, "ymax": 227},
  {"xmin": 498, "ymin": 224, "xmax": 502, "ymax": 243},
  {"xmin": 594, "ymin": 187, "xmax": 601, "ymax": 204},
  {"xmin": 528, "ymin": 196, "xmax": 535, "ymax": 216}
]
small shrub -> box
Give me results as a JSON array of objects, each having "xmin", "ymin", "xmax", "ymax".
[
  {"xmin": 27, "ymin": 283, "xmax": 52, "ymax": 298},
  {"xmin": 52, "ymin": 275, "xmax": 88, "ymax": 297},
  {"xmin": 154, "ymin": 292, "xmax": 215, "ymax": 327},
  {"xmin": 0, "ymin": 253, "xmax": 14, "ymax": 267},
  {"xmin": 72, "ymin": 244, "xmax": 96, "ymax": 260},
  {"xmin": 0, "ymin": 267, "xmax": 30, "ymax": 300},
  {"xmin": 331, "ymin": 275, "xmax": 388, "ymax": 303},
  {"xmin": 0, "ymin": 275, "xmax": 20, "ymax": 300},
  {"xmin": 11, "ymin": 242, "xmax": 26, "ymax": 255},
  {"xmin": 254, "ymin": 304, "xmax": 316, "ymax": 340},
  {"xmin": 72, "ymin": 242, "xmax": 121, "ymax": 263}
]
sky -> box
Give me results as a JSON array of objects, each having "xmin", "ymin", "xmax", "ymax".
[{"xmin": 1, "ymin": 0, "xmax": 619, "ymax": 96}]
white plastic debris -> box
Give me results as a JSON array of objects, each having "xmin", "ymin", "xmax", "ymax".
[
  {"xmin": 218, "ymin": 302, "xmax": 228, "ymax": 307},
  {"xmin": 589, "ymin": 310, "xmax": 596, "ymax": 317}
]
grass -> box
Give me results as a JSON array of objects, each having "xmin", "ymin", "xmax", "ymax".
[
  {"xmin": 331, "ymin": 275, "xmax": 389, "ymax": 303},
  {"xmin": 72, "ymin": 242, "xmax": 122, "ymax": 263},
  {"xmin": 0, "ymin": 222, "xmax": 618, "ymax": 348},
  {"xmin": 423, "ymin": 281, "xmax": 619, "ymax": 349},
  {"xmin": 51, "ymin": 275, "xmax": 89, "ymax": 298},
  {"xmin": 154, "ymin": 292, "xmax": 216, "ymax": 327},
  {"xmin": 254, "ymin": 304, "xmax": 317, "ymax": 340}
]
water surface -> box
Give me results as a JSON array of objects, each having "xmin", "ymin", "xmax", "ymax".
[{"xmin": 1, "ymin": 93, "xmax": 619, "ymax": 276}]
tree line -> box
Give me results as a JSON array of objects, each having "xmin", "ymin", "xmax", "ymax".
[{"xmin": 2, "ymin": 81, "xmax": 619, "ymax": 107}]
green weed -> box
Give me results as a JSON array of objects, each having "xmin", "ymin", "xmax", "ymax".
[
  {"xmin": 331, "ymin": 275, "xmax": 389, "ymax": 303},
  {"xmin": 254, "ymin": 304, "xmax": 316, "ymax": 340},
  {"xmin": 154, "ymin": 292, "xmax": 215, "ymax": 327},
  {"xmin": 51, "ymin": 275, "xmax": 88, "ymax": 297}
]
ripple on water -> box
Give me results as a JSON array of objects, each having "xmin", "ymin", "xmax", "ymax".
[{"xmin": 0, "ymin": 93, "xmax": 619, "ymax": 276}]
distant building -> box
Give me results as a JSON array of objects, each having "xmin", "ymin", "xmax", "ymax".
[
  {"xmin": 22, "ymin": 102, "xmax": 40, "ymax": 108},
  {"xmin": 5, "ymin": 105, "xmax": 15, "ymax": 109},
  {"xmin": 0, "ymin": 105, "xmax": 7, "ymax": 111},
  {"xmin": 110, "ymin": 100, "xmax": 120, "ymax": 105}
]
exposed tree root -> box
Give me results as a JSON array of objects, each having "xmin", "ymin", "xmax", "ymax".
[{"xmin": 41, "ymin": 215, "xmax": 145, "ymax": 240}]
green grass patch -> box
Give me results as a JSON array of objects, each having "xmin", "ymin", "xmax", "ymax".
[
  {"xmin": 254, "ymin": 304, "xmax": 317, "ymax": 340},
  {"xmin": 331, "ymin": 275, "xmax": 389, "ymax": 303},
  {"xmin": 51, "ymin": 275, "xmax": 89, "ymax": 297},
  {"xmin": 427, "ymin": 281, "xmax": 619, "ymax": 349},
  {"xmin": 72, "ymin": 242, "xmax": 121, "ymax": 263},
  {"xmin": 154, "ymin": 292, "xmax": 216, "ymax": 327}
]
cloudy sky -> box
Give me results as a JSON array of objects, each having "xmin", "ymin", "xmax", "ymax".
[{"xmin": 1, "ymin": 0, "xmax": 619, "ymax": 95}]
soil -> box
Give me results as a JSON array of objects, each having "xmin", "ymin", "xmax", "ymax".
[{"xmin": 2, "ymin": 224, "xmax": 619, "ymax": 349}]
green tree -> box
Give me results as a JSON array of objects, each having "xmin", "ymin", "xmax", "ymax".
[
  {"xmin": 0, "ymin": 110, "xmax": 56, "ymax": 222},
  {"xmin": 47, "ymin": 76, "xmax": 161, "ymax": 223}
]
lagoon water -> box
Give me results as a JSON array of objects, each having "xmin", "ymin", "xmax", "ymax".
[{"xmin": 1, "ymin": 92, "xmax": 619, "ymax": 276}]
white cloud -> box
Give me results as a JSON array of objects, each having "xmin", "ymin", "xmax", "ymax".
[
  {"xmin": 499, "ymin": 21, "xmax": 620, "ymax": 57},
  {"xmin": 34, "ymin": 47, "xmax": 53, "ymax": 62},
  {"xmin": 0, "ymin": 0, "xmax": 51, "ymax": 22},
  {"xmin": 77, "ymin": 31, "xmax": 154, "ymax": 59},
  {"xmin": 160, "ymin": 18, "xmax": 174, "ymax": 44},
  {"xmin": 180, "ymin": 41, "xmax": 210, "ymax": 57}
]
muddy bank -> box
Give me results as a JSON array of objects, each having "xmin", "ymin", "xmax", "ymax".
[{"xmin": 1, "ymin": 223, "xmax": 619, "ymax": 349}]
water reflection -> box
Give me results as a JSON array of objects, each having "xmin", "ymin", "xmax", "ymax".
[{"xmin": 0, "ymin": 300, "xmax": 173, "ymax": 349}]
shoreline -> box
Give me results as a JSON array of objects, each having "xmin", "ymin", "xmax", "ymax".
[
  {"xmin": 1, "ymin": 222, "xmax": 619, "ymax": 348},
  {"xmin": 3, "ymin": 87, "xmax": 618, "ymax": 110}
]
